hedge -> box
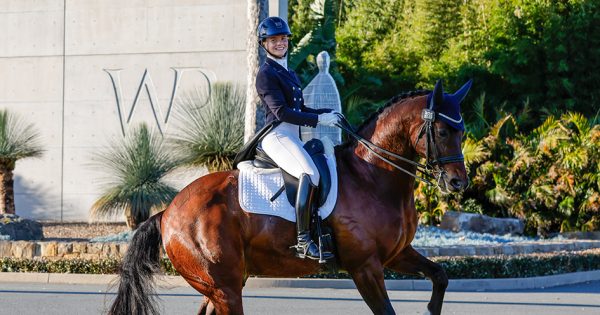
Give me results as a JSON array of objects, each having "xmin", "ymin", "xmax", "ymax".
[{"xmin": 1, "ymin": 249, "xmax": 599, "ymax": 280}]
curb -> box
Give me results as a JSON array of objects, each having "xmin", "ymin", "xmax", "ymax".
[
  {"xmin": 414, "ymin": 240, "xmax": 600, "ymax": 257},
  {"xmin": 1, "ymin": 270, "xmax": 599, "ymax": 291}
]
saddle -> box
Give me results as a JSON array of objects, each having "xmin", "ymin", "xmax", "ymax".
[{"xmin": 234, "ymin": 123, "xmax": 332, "ymax": 208}]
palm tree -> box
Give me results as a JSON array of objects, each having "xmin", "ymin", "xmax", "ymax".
[
  {"xmin": 0, "ymin": 110, "xmax": 43, "ymax": 215},
  {"xmin": 90, "ymin": 123, "xmax": 179, "ymax": 229},
  {"xmin": 170, "ymin": 82, "xmax": 245, "ymax": 172}
]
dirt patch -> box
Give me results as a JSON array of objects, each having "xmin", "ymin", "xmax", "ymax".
[{"xmin": 41, "ymin": 222, "xmax": 129, "ymax": 241}]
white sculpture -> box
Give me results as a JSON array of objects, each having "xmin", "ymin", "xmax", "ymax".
[{"xmin": 300, "ymin": 51, "xmax": 342, "ymax": 144}]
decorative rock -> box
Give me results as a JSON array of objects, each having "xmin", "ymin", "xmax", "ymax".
[
  {"xmin": 0, "ymin": 241, "xmax": 12, "ymax": 257},
  {"xmin": 87, "ymin": 243, "xmax": 104, "ymax": 255},
  {"xmin": 57, "ymin": 243, "xmax": 73, "ymax": 256},
  {"xmin": 11, "ymin": 241, "xmax": 38, "ymax": 259},
  {"xmin": 438, "ymin": 247, "xmax": 460, "ymax": 256},
  {"xmin": 492, "ymin": 246, "xmax": 505, "ymax": 255},
  {"xmin": 0, "ymin": 214, "xmax": 43, "ymax": 240},
  {"xmin": 474, "ymin": 246, "xmax": 494, "ymax": 256},
  {"xmin": 72, "ymin": 242, "xmax": 88, "ymax": 254},
  {"xmin": 440, "ymin": 211, "xmax": 525, "ymax": 235},
  {"xmin": 41, "ymin": 242, "xmax": 58, "ymax": 256}
]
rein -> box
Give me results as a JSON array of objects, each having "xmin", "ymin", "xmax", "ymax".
[{"xmin": 334, "ymin": 107, "xmax": 464, "ymax": 187}]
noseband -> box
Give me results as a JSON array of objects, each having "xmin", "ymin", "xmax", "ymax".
[{"xmin": 335, "ymin": 108, "xmax": 464, "ymax": 187}]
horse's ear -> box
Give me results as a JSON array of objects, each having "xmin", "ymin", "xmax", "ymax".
[
  {"xmin": 430, "ymin": 79, "xmax": 444, "ymax": 110},
  {"xmin": 451, "ymin": 79, "xmax": 473, "ymax": 104}
]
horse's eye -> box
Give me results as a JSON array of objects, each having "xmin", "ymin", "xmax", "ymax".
[{"xmin": 438, "ymin": 129, "xmax": 449, "ymax": 138}]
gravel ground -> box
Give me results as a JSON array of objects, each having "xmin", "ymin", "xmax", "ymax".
[
  {"xmin": 411, "ymin": 226, "xmax": 553, "ymax": 247},
  {"xmin": 39, "ymin": 222, "xmax": 562, "ymax": 245},
  {"xmin": 41, "ymin": 222, "xmax": 129, "ymax": 241}
]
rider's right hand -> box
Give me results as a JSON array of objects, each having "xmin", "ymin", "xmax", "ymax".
[{"xmin": 318, "ymin": 112, "xmax": 341, "ymax": 127}]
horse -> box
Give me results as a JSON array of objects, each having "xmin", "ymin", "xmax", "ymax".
[{"xmin": 108, "ymin": 80, "xmax": 470, "ymax": 315}]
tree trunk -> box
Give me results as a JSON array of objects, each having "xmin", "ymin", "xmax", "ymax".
[
  {"xmin": 0, "ymin": 163, "xmax": 16, "ymax": 215},
  {"xmin": 124, "ymin": 209, "xmax": 138, "ymax": 230},
  {"xmin": 244, "ymin": 0, "xmax": 269, "ymax": 143}
]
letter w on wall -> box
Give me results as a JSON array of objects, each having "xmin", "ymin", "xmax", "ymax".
[{"xmin": 104, "ymin": 68, "xmax": 214, "ymax": 136}]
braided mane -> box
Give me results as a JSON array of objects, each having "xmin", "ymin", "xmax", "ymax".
[{"xmin": 337, "ymin": 90, "xmax": 430, "ymax": 149}]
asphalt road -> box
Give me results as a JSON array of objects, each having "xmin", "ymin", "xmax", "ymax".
[{"xmin": 0, "ymin": 281, "xmax": 598, "ymax": 315}]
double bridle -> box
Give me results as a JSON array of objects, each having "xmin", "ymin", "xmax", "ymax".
[{"xmin": 334, "ymin": 106, "xmax": 464, "ymax": 187}]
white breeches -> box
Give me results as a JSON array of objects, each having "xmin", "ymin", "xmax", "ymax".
[{"xmin": 261, "ymin": 122, "xmax": 320, "ymax": 184}]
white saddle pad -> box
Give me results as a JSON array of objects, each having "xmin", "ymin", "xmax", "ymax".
[{"xmin": 237, "ymin": 151, "xmax": 338, "ymax": 222}]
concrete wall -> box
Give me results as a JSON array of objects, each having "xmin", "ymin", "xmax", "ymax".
[{"xmin": 0, "ymin": 0, "xmax": 282, "ymax": 221}]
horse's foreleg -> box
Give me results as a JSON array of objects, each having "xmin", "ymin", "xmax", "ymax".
[
  {"xmin": 386, "ymin": 246, "xmax": 447, "ymax": 315},
  {"xmin": 349, "ymin": 256, "xmax": 395, "ymax": 315}
]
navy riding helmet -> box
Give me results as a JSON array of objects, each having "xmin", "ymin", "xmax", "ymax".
[{"xmin": 257, "ymin": 16, "xmax": 292, "ymax": 42}]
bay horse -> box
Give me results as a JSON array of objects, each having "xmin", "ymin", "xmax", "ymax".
[{"xmin": 109, "ymin": 80, "xmax": 470, "ymax": 315}]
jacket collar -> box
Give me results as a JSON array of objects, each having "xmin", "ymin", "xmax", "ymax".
[{"xmin": 265, "ymin": 58, "xmax": 301, "ymax": 87}]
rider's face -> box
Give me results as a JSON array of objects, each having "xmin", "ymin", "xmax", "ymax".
[{"xmin": 263, "ymin": 35, "xmax": 288, "ymax": 58}]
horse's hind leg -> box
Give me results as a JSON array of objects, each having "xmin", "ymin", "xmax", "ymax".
[
  {"xmin": 182, "ymin": 269, "xmax": 244, "ymax": 315},
  {"xmin": 198, "ymin": 297, "xmax": 215, "ymax": 315},
  {"xmin": 348, "ymin": 256, "xmax": 395, "ymax": 315},
  {"xmin": 166, "ymin": 229, "xmax": 246, "ymax": 314},
  {"xmin": 386, "ymin": 246, "xmax": 448, "ymax": 315},
  {"xmin": 195, "ymin": 267, "xmax": 249, "ymax": 314}
]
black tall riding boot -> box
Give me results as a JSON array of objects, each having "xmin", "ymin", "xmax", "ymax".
[{"xmin": 294, "ymin": 174, "xmax": 333, "ymax": 260}]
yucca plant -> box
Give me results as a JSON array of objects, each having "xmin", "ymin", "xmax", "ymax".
[
  {"xmin": 90, "ymin": 124, "xmax": 179, "ymax": 229},
  {"xmin": 0, "ymin": 110, "xmax": 43, "ymax": 215},
  {"xmin": 170, "ymin": 82, "xmax": 245, "ymax": 172}
]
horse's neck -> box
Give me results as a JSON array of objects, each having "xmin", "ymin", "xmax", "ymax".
[{"xmin": 336, "ymin": 106, "xmax": 417, "ymax": 202}]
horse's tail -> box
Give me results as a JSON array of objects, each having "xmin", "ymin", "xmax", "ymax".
[{"xmin": 109, "ymin": 211, "xmax": 164, "ymax": 315}]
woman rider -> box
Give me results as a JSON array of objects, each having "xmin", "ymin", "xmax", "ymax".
[{"xmin": 256, "ymin": 17, "xmax": 340, "ymax": 260}]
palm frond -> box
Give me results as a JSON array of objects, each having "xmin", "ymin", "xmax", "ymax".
[
  {"xmin": 465, "ymin": 92, "xmax": 489, "ymax": 140},
  {"xmin": 489, "ymin": 114, "xmax": 514, "ymax": 139},
  {"xmin": 562, "ymin": 112, "xmax": 590, "ymax": 137},
  {"xmin": 170, "ymin": 82, "xmax": 245, "ymax": 172},
  {"xmin": 560, "ymin": 146, "xmax": 588, "ymax": 170},
  {"xmin": 461, "ymin": 137, "xmax": 489, "ymax": 168},
  {"xmin": 485, "ymin": 186, "xmax": 512, "ymax": 207},
  {"xmin": 529, "ymin": 184, "xmax": 557, "ymax": 208},
  {"xmin": 0, "ymin": 109, "xmax": 43, "ymax": 164},
  {"xmin": 90, "ymin": 123, "xmax": 180, "ymax": 224}
]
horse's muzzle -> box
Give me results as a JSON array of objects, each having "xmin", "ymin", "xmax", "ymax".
[{"xmin": 447, "ymin": 176, "xmax": 468, "ymax": 192}]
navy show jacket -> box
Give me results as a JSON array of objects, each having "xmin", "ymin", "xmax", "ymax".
[{"xmin": 256, "ymin": 58, "xmax": 331, "ymax": 128}]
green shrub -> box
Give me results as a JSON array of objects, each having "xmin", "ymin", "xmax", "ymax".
[
  {"xmin": 310, "ymin": 249, "xmax": 600, "ymax": 280},
  {"xmin": 460, "ymin": 112, "xmax": 600, "ymax": 236},
  {"xmin": 7, "ymin": 250, "xmax": 597, "ymax": 279}
]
